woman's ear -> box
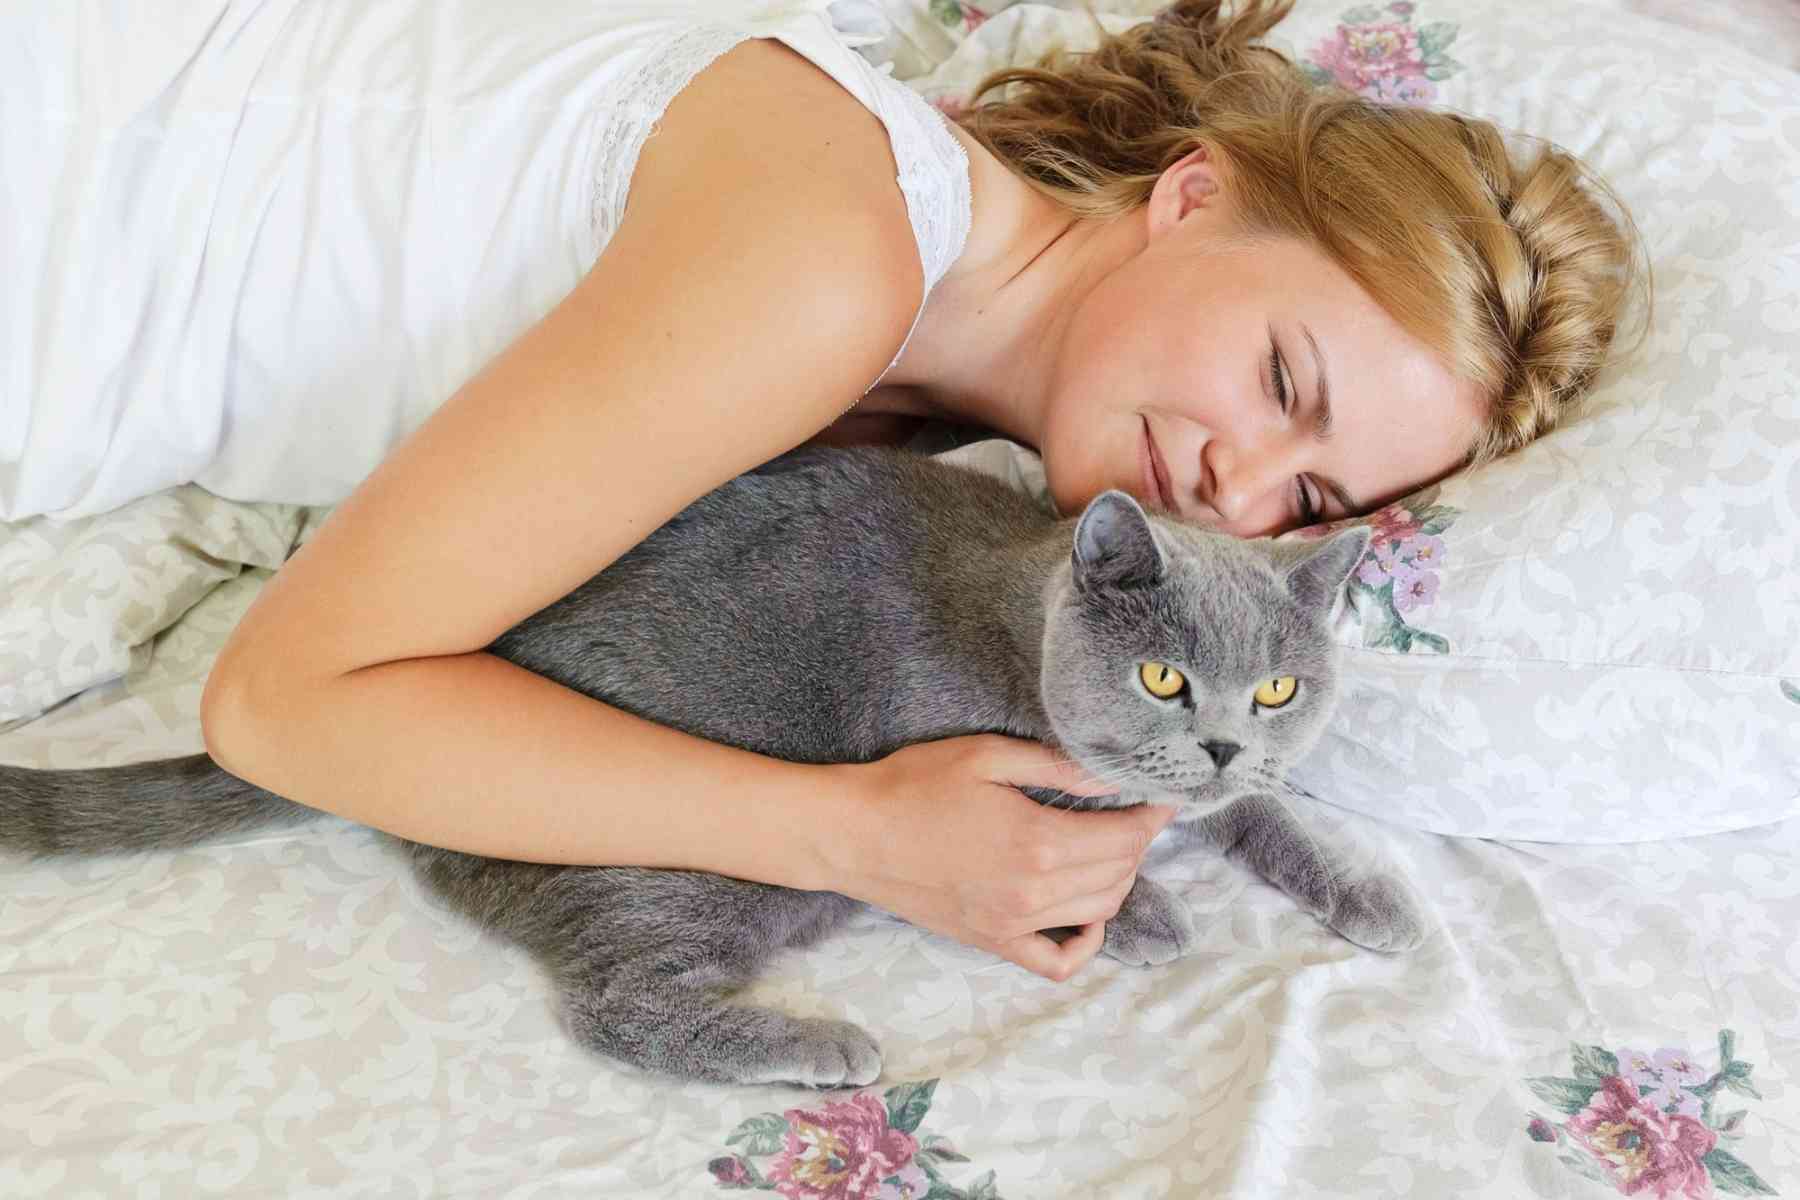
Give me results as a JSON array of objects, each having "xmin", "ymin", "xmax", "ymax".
[{"xmin": 1146, "ymin": 144, "xmax": 1226, "ymax": 239}]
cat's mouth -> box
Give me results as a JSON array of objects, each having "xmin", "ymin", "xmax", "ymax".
[
  {"xmin": 1123, "ymin": 778, "xmax": 1259, "ymax": 822},
  {"xmin": 1074, "ymin": 755, "xmax": 1285, "ymax": 822}
]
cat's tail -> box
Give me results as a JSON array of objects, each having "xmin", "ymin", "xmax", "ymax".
[{"xmin": 0, "ymin": 755, "xmax": 320, "ymax": 858}]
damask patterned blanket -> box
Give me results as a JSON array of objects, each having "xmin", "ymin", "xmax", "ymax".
[{"xmin": 1, "ymin": 562, "xmax": 1793, "ymax": 1196}]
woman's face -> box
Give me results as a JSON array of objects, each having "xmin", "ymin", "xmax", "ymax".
[{"xmin": 1038, "ymin": 150, "xmax": 1486, "ymax": 537}]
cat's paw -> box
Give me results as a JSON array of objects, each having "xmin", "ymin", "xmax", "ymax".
[
  {"xmin": 1100, "ymin": 877, "xmax": 1199, "ymax": 967},
  {"xmin": 733, "ymin": 1018, "xmax": 884, "ymax": 1089},
  {"xmin": 1327, "ymin": 875, "xmax": 1428, "ymax": 953}
]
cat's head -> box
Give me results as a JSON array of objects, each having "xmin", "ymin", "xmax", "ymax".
[{"xmin": 1040, "ymin": 491, "xmax": 1370, "ymax": 820}]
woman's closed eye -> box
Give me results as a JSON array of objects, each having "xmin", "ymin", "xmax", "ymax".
[{"xmin": 1269, "ymin": 342, "xmax": 1321, "ymax": 525}]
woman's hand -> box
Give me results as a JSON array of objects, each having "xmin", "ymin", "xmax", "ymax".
[{"xmin": 826, "ymin": 735, "xmax": 1179, "ymax": 982}]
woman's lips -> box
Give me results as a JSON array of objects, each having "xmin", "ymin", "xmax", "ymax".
[{"xmin": 1142, "ymin": 417, "xmax": 1175, "ymax": 513}]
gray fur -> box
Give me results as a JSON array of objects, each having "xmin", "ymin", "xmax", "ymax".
[{"xmin": 0, "ymin": 446, "xmax": 1425, "ymax": 1086}]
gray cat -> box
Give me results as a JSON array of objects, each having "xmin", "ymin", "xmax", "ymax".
[{"xmin": 0, "ymin": 446, "xmax": 1425, "ymax": 1087}]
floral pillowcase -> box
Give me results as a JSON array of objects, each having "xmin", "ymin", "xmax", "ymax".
[{"xmin": 897, "ymin": 0, "xmax": 1800, "ymax": 842}]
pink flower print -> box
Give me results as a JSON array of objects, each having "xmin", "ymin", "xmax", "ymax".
[
  {"xmin": 930, "ymin": 94, "xmax": 969, "ymax": 121},
  {"xmin": 1388, "ymin": 1, "xmax": 1416, "ymax": 14},
  {"xmin": 1310, "ymin": 22, "xmax": 1426, "ymax": 92},
  {"xmin": 709, "ymin": 1157, "xmax": 752, "ymax": 1187},
  {"xmin": 1619, "ymin": 1047, "xmax": 1662, "ymax": 1089},
  {"xmin": 1356, "ymin": 538, "xmax": 1420, "ymax": 589},
  {"xmin": 1643, "ymin": 1080, "xmax": 1705, "ymax": 1120},
  {"xmin": 1403, "ymin": 533, "xmax": 1445, "ymax": 570},
  {"xmin": 767, "ymin": 1091, "xmax": 919, "ymax": 1200},
  {"xmin": 1653, "ymin": 1049, "xmax": 1709, "ymax": 1088},
  {"xmin": 1366, "ymin": 73, "xmax": 1437, "ymax": 105},
  {"xmin": 874, "ymin": 1163, "xmax": 930, "ymax": 1199},
  {"xmin": 952, "ymin": 3, "xmax": 990, "ymax": 32},
  {"xmin": 1393, "ymin": 569, "xmax": 1440, "ymax": 614},
  {"xmin": 1369, "ymin": 504, "xmax": 1423, "ymax": 545},
  {"xmin": 1641, "ymin": 1049, "xmax": 1709, "ymax": 1118},
  {"xmin": 1566, "ymin": 1076, "xmax": 1718, "ymax": 1200}
]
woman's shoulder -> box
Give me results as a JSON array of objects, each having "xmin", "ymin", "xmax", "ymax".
[{"xmin": 616, "ymin": 36, "xmax": 927, "ymax": 341}]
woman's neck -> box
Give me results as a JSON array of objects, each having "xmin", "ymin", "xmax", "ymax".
[{"xmin": 861, "ymin": 122, "xmax": 1148, "ymax": 449}]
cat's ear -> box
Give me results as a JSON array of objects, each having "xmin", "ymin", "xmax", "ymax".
[
  {"xmin": 1284, "ymin": 527, "xmax": 1372, "ymax": 610},
  {"xmin": 1073, "ymin": 491, "xmax": 1165, "ymax": 590}
]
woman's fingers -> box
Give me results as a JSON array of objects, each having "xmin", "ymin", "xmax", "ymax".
[
  {"xmin": 1021, "ymin": 870, "xmax": 1138, "ymax": 932},
  {"xmin": 974, "ymin": 733, "xmax": 1124, "ymax": 798},
  {"xmin": 998, "ymin": 923, "xmax": 1108, "ymax": 983},
  {"xmin": 1030, "ymin": 800, "xmax": 1180, "ymax": 871}
]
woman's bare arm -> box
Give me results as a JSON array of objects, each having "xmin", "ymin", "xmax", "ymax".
[
  {"xmin": 199, "ymin": 41, "xmax": 922, "ymax": 888},
  {"xmin": 200, "ymin": 42, "xmax": 1173, "ymax": 981}
]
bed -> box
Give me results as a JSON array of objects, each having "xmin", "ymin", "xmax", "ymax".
[{"xmin": 4, "ymin": 1, "xmax": 1796, "ymax": 1196}]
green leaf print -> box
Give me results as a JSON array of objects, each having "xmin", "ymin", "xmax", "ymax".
[
  {"xmin": 1416, "ymin": 21, "xmax": 1458, "ymax": 57},
  {"xmin": 930, "ymin": 0, "xmax": 966, "ymax": 28},
  {"xmin": 1527, "ymin": 1076, "xmax": 1602, "ymax": 1115},
  {"xmin": 1570, "ymin": 1043, "xmax": 1621, "ymax": 1082},
  {"xmin": 1700, "ymin": 1147, "xmax": 1781, "ymax": 1195},
  {"xmin": 885, "ymin": 1078, "xmax": 939, "ymax": 1134},
  {"xmin": 725, "ymin": 1114, "xmax": 786, "ymax": 1156}
]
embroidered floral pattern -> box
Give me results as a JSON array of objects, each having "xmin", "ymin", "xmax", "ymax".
[
  {"xmin": 709, "ymin": 1080, "xmax": 1001, "ymax": 1199},
  {"xmin": 1345, "ymin": 498, "xmax": 1459, "ymax": 654},
  {"xmin": 1524, "ymin": 1031, "xmax": 1779, "ymax": 1197},
  {"xmin": 1781, "ymin": 679, "xmax": 1800, "ymax": 706},
  {"xmin": 1303, "ymin": 3, "xmax": 1463, "ymax": 104}
]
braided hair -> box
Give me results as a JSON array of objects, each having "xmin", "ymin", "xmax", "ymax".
[{"xmin": 956, "ymin": 0, "xmax": 1648, "ymax": 468}]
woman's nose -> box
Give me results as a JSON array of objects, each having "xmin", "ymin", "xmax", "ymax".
[{"xmin": 1204, "ymin": 435, "xmax": 1299, "ymax": 524}]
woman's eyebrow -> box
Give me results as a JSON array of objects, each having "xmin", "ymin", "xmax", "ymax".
[
  {"xmin": 1301, "ymin": 322, "xmax": 1333, "ymax": 443},
  {"xmin": 1300, "ymin": 322, "xmax": 1359, "ymax": 513}
]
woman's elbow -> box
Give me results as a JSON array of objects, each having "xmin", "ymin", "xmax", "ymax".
[
  {"xmin": 199, "ymin": 647, "xmax": 297, "ymax": 780},
  {"xmin": 200, "ymin": 653, "xmax": 255, "ymax": 773}
]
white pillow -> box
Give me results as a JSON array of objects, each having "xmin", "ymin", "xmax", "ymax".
[
  {"xmin": 901, "ymin": 0, "xmax": 1800, "ymax": 841},
  {"xmin": 0, "ymin": 489, "xmax": 301, "ymax": 728}
]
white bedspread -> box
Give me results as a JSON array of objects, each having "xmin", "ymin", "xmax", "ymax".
[{"xmin": 3, "ymin": 539, "xmax": 1794, "ymax": 1198}]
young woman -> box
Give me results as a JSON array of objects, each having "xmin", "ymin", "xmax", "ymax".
[{"xmin": 10, "ymin": 1, "xmax": 1639, "ymax": 981}]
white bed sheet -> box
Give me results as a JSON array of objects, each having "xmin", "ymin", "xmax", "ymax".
[{"xmin": 3, "ymin": 528, "xmax": 1794, "ymax": 1199}]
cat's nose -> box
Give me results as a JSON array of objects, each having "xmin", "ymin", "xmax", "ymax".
[{"xmin": 1202, "ymin": 740, "xmax": 1242, "ymax": 770}]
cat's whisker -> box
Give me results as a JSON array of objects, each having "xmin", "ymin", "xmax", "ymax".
[{"xmin": 1042, "ymin": 749, "xmax": 1138, "ymax": 774}]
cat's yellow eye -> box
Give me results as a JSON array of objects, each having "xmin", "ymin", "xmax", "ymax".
[
  {"xmin": 1139, "ymin": 662, "xmax": 1186, "ymax": 699},
  {"xmin": 1253, "ymin": 677, "xmax": 1299, "ymax": 709}
]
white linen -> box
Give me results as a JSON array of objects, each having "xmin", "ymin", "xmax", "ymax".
[{"xmin": 0, "ymin": 0, "xmax": 970, "ymax": 522}]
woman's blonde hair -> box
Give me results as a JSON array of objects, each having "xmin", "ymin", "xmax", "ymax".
[{"xmin": 956, "ymin": 0, "xmax": 1648, "ymax": 471}]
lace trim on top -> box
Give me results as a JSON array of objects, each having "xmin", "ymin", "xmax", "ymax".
[
  {"xmin": 587, "ymin": 24, "xmax": 752, "ymax": 270},
  {"xmin": 864, "ymin": 60, "xmax": 973, "ymax": 394},
  {"xmin": 587, "ymin": 18, "xmax": 974, "ymax": 398}
]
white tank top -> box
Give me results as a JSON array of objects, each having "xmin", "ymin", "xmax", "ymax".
[{"xmin": 0, "ymin": 0, "xmax": 972, "ymax": 520}]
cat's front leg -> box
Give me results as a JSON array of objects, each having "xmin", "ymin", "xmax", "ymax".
[
  {"xmin": 1193, "ymin": 792, "xmax": 1428, "ymax": 953},
  {"xmin": 1099, "ymin": 875, "xmax": 1199, "ymax": 966}
]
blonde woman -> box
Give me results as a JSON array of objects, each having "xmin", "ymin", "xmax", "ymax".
[{"xmin": 17, "ymin": 1, "xmax": 1639, "ymax": 981}]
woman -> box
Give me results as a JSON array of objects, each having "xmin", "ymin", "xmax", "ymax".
[{"xmin": 32, "ymin": 1, "xmax": 1636, "ymax": 982}]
